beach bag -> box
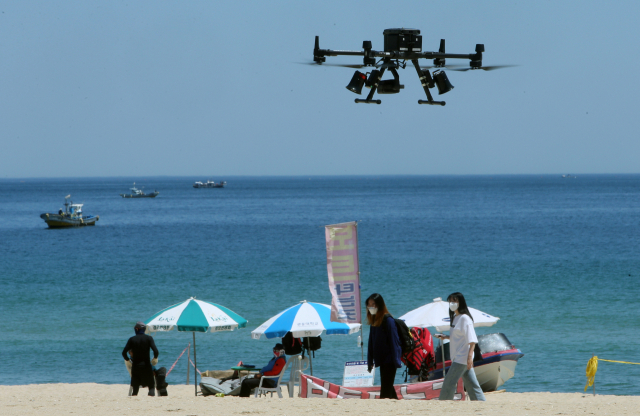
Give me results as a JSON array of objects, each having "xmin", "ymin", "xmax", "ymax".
[
  {"xmin": 301, "ymin": 336, "xmax": 322, "ymax": 358},
  {"xmin": 304, "ymin": 336, "xmax": 322, "ymax": 351},
  {"xmin": 473, "ymin": 343, "xmax": 483, "ymax": 362},
  {"xmin": 384, "ymin": 315, "xmax": 414, "ymax": 355},
  {"xmin": 282, "ymin": 332, "xmax": 303, "ymax": 355},
  {"xmin": 154, "ymin": 367, "xmax": 168, "ymax": 396},
  {"xmin": 402, "ymin": 327, "xmax": 436, "ymax": 380}
]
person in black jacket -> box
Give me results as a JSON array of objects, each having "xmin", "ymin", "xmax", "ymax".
[
  {"xmin": 366, "ymin": 293, "xmax": 402, "ymax": 399},
  {"xmin": 122, "ymin": 322, "xmax": 159, "ymax": 396}
]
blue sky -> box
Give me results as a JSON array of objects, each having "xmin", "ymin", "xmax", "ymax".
[{"xmin": 1, "ymin": 1, "xmax": 638, "ymax": 178}]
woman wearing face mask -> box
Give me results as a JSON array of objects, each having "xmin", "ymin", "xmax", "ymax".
[
  {"xmin": 435, "ymin": 292, "xmax": 486, "ymax": 401},
  {"xmin": 366, "ymin": 293, "xmax": 402, "ymax": 399}
]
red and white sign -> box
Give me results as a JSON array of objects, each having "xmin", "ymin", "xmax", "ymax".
[
  {"xmin": 325, "ymin": 222, "xmax": 361, "ymax": 324},
  {"xmin": 300, "ymin": 374, "xmax": 465, "ymax": 400}
]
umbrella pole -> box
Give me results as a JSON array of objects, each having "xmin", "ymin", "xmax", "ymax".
[
  {"xmin": 304, "ymin": 339, "xmax": 314, "ymax": 376},
  {"xmin": 193, "ymin": 332, "xmax": 198, "ymax": 397},
  {"xmin": 187, "ymin": 343, "xmax": 190, "ymax": 385},
  {"xmin": 441, "ymin": 337, "xmax": 446, "ymax": 377}
]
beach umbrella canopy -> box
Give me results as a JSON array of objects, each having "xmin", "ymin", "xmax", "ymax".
[
  {"xmin": 399, "ymin": 297, "xmax": 499, "ymax": 332},
  {"xmin": 145, "ymin": 297, "xmax": 247, "ymax": 333},
  {"xmin": 251, "ymin": 300, "xmax": 360, "ymax": 376},
  {"xmin": 251, "ymin": 300, "xmax": 360, "ymax": 339},
  {"xmin": 144, "ymin": 297, "xmax": 247, "ymax": 396}
]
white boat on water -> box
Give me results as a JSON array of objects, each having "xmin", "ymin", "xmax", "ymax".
[
  {"xmin": 40, "ymin": 195, "xmax": 99, "ymax": 228},
  {"xmin": 193, "ymin": 180, "xmax": 226, "ymax": 188},
  {"xmin": 120, "ymin": 182, "xmax": 159, "ymax": 198}
]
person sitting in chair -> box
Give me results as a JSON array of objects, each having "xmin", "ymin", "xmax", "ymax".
[{"xmin": 238, "ymin": 343, "xmax": 286, "ymax": 397}]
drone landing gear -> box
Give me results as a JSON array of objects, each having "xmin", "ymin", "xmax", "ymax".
[
  {"xmin": 355, "ymin": 99, "xmax": 382, "ymax": 104},
  {"xmin": 412, "ymin": 59, "xmax": 446, "ymax": 106},
  {"xmin": 418, "ymin": 100, "xmax": 445, "ymax": 106}
]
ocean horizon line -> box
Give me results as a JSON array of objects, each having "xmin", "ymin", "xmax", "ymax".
[{"xmin": 2, "ymin": 173, "xmax": 640, "ymax": 181}]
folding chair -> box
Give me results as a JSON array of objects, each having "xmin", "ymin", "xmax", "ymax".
[
  {"xmin": 284, "ymin": 356, "xmax": 309, "ymax": 398},
  {"xmin": 254, "ymin": 359, "xmax": 292, "ymax": 398}
]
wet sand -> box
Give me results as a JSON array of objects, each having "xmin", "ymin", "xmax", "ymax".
[{"xmin": 1, "ymin": 384, "xmax": 637, "ymax": 416}]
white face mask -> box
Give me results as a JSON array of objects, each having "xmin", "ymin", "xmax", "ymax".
[
  {"xmin": 449, "ymin": 302, "xmax": 459, "ymax": 312},
  {"xmin": 368, "ymin": 307, "xmax": 378, "ymax": 315}
]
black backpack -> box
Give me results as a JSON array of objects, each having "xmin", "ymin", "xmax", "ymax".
[
  {"xmin": 154, "ymin": 367, "xmax": 168, "ymax": 396},
  {"xmin": 303, "ymin": 336, "xmax": 321, "ymax": 351},
  {"xmin": 384, "ymin": 314, "xmax": 414, "ymax": 355},
  {"xmin": 301, "ymin": 336, "xmax": 322, "ymax": 358},
  {"xmin": 282, "ymin": 332, "xmax": 303, "ymax": 355}
]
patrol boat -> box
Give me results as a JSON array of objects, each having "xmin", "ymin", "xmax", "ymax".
[
  {"xmin": 120, "ymin": 183, "xmax": 159, "ymax": 198},
  {"xmin": 193, "ymin": 180, "xmax": 226, "ymax": 188},
  {"xmin": 40, "ymin": 195, "xmax": 99, "ymax": 228}
]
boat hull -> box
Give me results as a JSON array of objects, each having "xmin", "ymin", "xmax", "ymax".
[
  {"xmin": 120, "ymin": 191, "xmax": 159, "ymax": 198},
  {"xmin": 40, "ymin": 213, "xmax": 99, "ymax": 228},
  {"xmin": 193, "ymin": 184, "xmax": 224, "ymax": 188},
  {"xmin": 429, "ymin": 349, "xmax": 524, "ymax": 392}
]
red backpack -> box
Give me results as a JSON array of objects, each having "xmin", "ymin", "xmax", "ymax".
[{"xmin": 401, "ymin": 327, "xmax": 436, "ymax": 381}]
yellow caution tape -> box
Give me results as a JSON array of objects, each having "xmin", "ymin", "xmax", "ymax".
[
  {"xmin": 598, "ymin": 359, "xmax": 640, "ymax": 365},
  {"xmin": 585, "ymin": 356, "xmax": 598, "ymax": 391},
  {"xmin": 585, "ymin": 356, "xmax": 640, "ymax": 391}
]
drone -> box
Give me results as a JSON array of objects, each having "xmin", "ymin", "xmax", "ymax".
[{"xmin": 311, "ymin": 28, "xmax": 513, "ymax": 106}]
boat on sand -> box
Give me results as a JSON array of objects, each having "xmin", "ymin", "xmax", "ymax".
[{"xmin": 430, "ymin": 332, "xmax": 524, "ymax": 392}]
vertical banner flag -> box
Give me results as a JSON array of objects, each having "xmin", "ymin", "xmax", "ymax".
[{"xmin": 326, "ymin": 222, "xmax": 361, "ymax": 323}]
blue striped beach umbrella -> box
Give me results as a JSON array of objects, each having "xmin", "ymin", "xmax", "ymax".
[
  {"xmin": 145, "ymin": 297, "xmax": 247, "ymax": 396},
  {"xmin": 251, "ymin": 300, "xmax": 361, "ymax": 375},
  {"xmin": 251, "ymin": 300, "xmax": 360, "ymax": 340}
]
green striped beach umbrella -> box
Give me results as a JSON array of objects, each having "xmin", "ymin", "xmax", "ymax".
[{"xmin": 145, "ymin": 297, "xmax": 247, "ymax": 396}]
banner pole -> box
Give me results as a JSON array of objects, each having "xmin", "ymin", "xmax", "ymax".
[{"xmin": 355, "ymin": 222, "xmax": 364, "ymax": 361}]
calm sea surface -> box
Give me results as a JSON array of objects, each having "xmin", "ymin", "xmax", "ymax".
[{"xmin": 1, "ymin": 175, "xmax": 639, "ymax": 394}]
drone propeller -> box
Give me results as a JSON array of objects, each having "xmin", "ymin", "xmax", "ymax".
[
  {"xmin": 420, "ymin": 64, "xmax": 516, "ymax": 72},
  {"xmin": 297, "ymin": 61, "xmax": 367, "ymax": 69},
  {"xmin": 448, "ymin": 64, "xmax": 517, "ymax": 72}
]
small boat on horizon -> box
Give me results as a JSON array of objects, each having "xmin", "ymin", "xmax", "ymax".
[
  {"xmin": 193, "ymin": 180, "xmax": 226, "ymax": 188},
  {"xmin": 120, "ymin": 183, "xmax": 159, "ymax": 198},
  {"xmin": 40, "ymin": 195, "xmax": 99, "ymax": 228}
]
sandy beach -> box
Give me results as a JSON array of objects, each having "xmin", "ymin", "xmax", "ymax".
[{"xmin": 1, "ymin": 384, "xmax": 637, "ymax": 416}]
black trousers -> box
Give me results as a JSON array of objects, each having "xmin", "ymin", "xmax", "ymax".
[
  {"xmin": 238, "ymin": 377, "xmax": 276, "ymax": 397},
  {"xmin": 379, "ymin": 364, "xmax": 398, "ymax": 399},
  {"xmin": 131, "ymin": 385, "xmax": 155, "ymax": 396}
]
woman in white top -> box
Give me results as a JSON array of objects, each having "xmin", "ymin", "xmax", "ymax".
[{"xmin": 435, "ymin": 292, "xmax": 486, "ymax": 401}]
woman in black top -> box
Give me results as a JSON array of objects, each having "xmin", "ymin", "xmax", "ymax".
[{"xmin": 366, "ymin": 293, "xmax": 402, "ymax": 399}]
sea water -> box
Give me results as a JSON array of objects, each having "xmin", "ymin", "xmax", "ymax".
[{"xmin": 1, "ymin": 175, "xmax": 639, "ymax": 395}]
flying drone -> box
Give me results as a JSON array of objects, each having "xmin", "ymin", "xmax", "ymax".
[{"xmin": 311, "ymin": 28, "xmax": 513, "ymax": 106}]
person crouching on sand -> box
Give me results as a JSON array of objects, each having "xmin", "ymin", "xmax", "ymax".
[
  {"xmin": 366, "ymin": 293, "xmax": 402, "ymax": 400},
  {"xmin": 435, "ymin": 292, "xmax": 486, "ymax": 401},
  {"xmin": 238, "ymin": 343, "xmax": 287, "ymax": 397}
]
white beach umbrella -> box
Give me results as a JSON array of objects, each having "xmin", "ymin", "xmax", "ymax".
[
  {"xmin": 399, "ymin": 297, "xmax": 499, "ymax": 377},
  {"xmin": 399, "ymin": 297, "xmax": 499, "ymax": 332}
]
